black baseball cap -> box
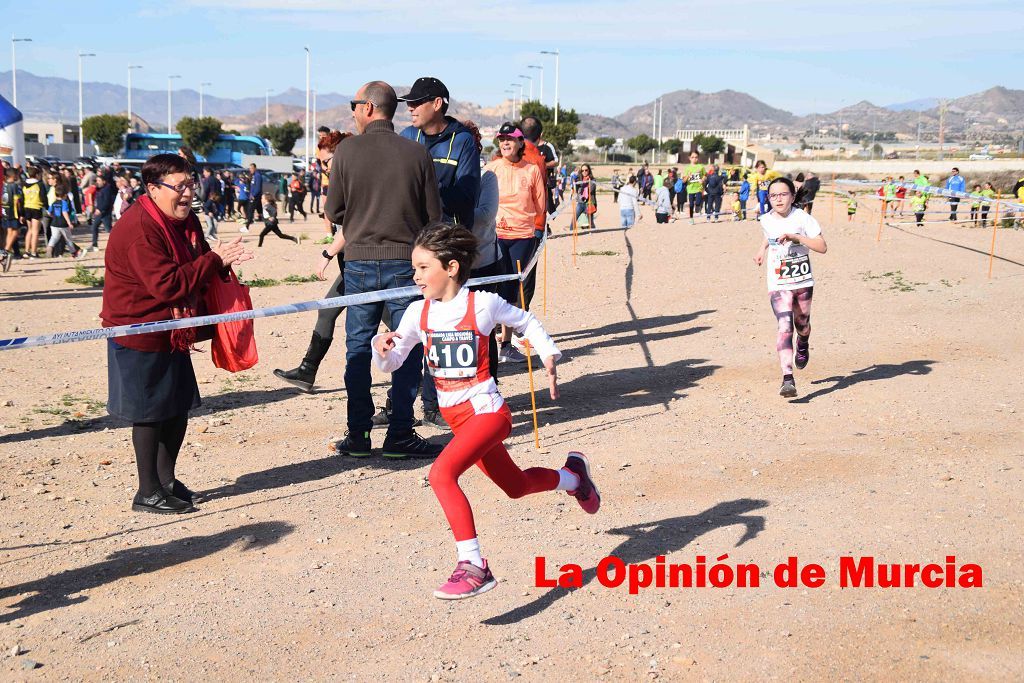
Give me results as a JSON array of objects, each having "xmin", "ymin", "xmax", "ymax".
[
  {"xmin": 496, "ymin": 121, "xmax": 524, "ymax": 138},
  {"xmin": 398, "ymin": 77, "xmax": 450, "ymax": 104}
]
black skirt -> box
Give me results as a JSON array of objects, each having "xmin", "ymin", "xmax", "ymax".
[{"xmin": 107, "ymin": 339, "xmax": 201, "ymax": 423}]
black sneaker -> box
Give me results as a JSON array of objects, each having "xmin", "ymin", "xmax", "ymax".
[
  {"xmin": 794, "ymin": 336, "xmax": 810, "ymax": 370},
  {"xmin": 382, "ymin": 430, "xmax": 442, "ymax": 459},
  {"xmin": 420, "ymin": 409, "xmax": 450, "ymax": 431},
  {"xmin": 334, "ymin": 430, "xmax": 372, "ymax": 457}
]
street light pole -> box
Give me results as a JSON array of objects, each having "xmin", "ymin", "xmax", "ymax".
[
  {"xmin": 504, "ymin": 89, "xmax": 515, "ymax": 119},
  {"xmin": 510, "ymin": 83, "xmax": 521, "ymax": 119},
  {"xmin": 312, "ymin": 89, "xmax": 317, "ymax": 143},
  {"xmin": 304, "ymin": 46, "xmax": 310, "ymax": 166},
  {"xmin": 78, "ymin": 51, "xmax": 95, "ymax": 157},
  {"xmin": 11, "ymin": 37, "xmax": 32, "ymax": 107},
  {"xmin": 265, "ymin": 88, "xmax": 272, "ymax": 128},
  {"xmin": 127, "ymin": 65, "xmax": 142, "ymax": 132},
  {"xmin": 200, "ymin": 82, "xmax": 211, "ymax": 118},
  {"xmin": 528, "ymin": 65, "xmax": 543, "ymax": 104},
  {"xmin": 167, "ymin": 74, "xmax": 181, "ymax": 133},
  {"xmin": 518, "ymin": 74, "xmax": 532, "ymax": 102},
  {"xmin": 541, "ymin": 50, "xmax": 559, "ymax": 125}
]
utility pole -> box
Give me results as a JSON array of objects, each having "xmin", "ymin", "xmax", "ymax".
[
  {"xmin": 11, "ymin": 37, "xmax": 32, "ymax": 107},
  {"xmin": 540, "ymin": 50, "xmax": 559, "ymax": 125},
  {"xmin": 78, "ymin": 51, "xmax": 95, "ymax": 157},
  {"xmin": 304, "ymin": 46, "xmax": 311, "ymax": 167},
  {"xmin": 938, "ymin": 100, "xmax": 947, "ymax": 161},
  {"xmin": 167, "ymin": 74, "xmax": 181, "ymax": 133},
  {"xmin": 528, "ymin": 64, "xmax": 543, "ymax": 104},
  {"xmin": 651, "ymin": 99, "xmax": 657, "ymax": 164},
  {"xmin": 127, "ymin": 64, "xmax": 142, "ymax": 132},
  {"xmin": 200, "ymin": 82, "xmax": 211, "ymax": 118}
]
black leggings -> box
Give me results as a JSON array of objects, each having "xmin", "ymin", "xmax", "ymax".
[
  {"xmin": 289, "ymin": 193, "xmax": 307, "ymax": 220},
  {"xmin": 313, "ymin": 264, "xmax": 346, "ymax": 339},
  {"xmin": 258, "ymin": 222, "xmax": 297, "ymax": 246},
  {"xmin": 132, "ymin": 414, "xmax": 188, "ymax": 496}
]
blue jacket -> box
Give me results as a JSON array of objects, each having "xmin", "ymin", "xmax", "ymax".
[
  {"xmin": 249, "ymin": 170, "xmax": 263, "ymax": 198},
  {"xmin": 401, "ymin": 117, "xmax": 479, "ymax": 228},
  {"xmin": 739, "ymin": 180, "xmax": 750, "ymax": 201},
  {"xmin": 94, "ymin": 183, "xmax": 116, "ymax": 214},
  {"xmin": 945, "ymin": 174, "xmax": 966, "ymax": 193}
]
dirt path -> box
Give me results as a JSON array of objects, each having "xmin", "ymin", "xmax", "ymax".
[{"xmin": 1, "ymin": 196, "xmax": 1022, "ymax": 680}]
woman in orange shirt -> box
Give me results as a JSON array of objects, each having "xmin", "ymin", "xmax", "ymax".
[{"xmin": 483, "ymin": 122, "xmax": 546, "ymax": 364}]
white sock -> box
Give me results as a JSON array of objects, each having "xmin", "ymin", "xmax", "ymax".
[
  {"xmin": 557, "ymin": 468, "xmax": 580, "ymax": 492},
  {"xmin": 456, "ymin": 538, "xmax": 483, "ymax": 568}
]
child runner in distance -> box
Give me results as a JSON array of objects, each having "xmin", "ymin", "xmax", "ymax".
[
  {"xmin": 846, "ymin": 191, "xmax": 858, "ymax": 222},
  {"xmin": 753, "ymin": 177, "xmax": 828, "ymax": 398},
  {"xmin": 911, "ymin": 191, "xmax": 927, "ymax": 228},
  {"xmin": 372, "ymin": 223, "xmax": 600, "ymax": 600},
  {"xmin": 257, "ymin": 192, "xmax": 298, "ymax": 247},
  {"xmin": 980, "ymin": 182, "xmax": 996, "ymax": 227}
]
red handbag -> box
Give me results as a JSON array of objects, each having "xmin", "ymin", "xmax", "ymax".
[{"xmin": 205, "ymin": 268, "xmax": 258, "ymax": 372}]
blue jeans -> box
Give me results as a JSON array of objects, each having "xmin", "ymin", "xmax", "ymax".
[
  {"xmin": 620, "ymin": 209, "xmax": 635, "ymax": 228},
  {"xmin": 343, "ymin": 259, "xmax": 422, "ymax": 436},
  {"xmin": 90, "ymin": 211, "xmax": 112, "ymax": 247}
]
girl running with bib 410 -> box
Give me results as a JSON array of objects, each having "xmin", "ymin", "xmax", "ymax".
[
  {"xmin": 753, "ymin": 177, "xmax": 828, "ymax": 398},
  {"xmin": 372, "ymin": 223, "xmax": 601, "ymax": 600}
]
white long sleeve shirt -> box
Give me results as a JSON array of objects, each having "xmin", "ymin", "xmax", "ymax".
[{"xmin": 372, "ymin": 287, "xmax": 560, "ymax": 412}]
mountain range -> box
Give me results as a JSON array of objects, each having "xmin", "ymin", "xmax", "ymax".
[{"xmin": 3, "ymin": 71, "xmax": 1022, "ymax": 141}]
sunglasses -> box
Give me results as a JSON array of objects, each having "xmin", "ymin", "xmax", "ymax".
[
  {"xmin": 406, "ymin": 98, "xmax": 433, "ymax": 109},
  {"xmin": 349, "ymin": 99, "xmax": 374, "ymax": 111}
]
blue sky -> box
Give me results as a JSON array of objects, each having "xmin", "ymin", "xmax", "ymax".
[{"xmin": 5, "ymin": 0, "xmax": 1024, "ymax": 116}]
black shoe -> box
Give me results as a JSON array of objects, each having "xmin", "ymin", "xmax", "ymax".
[
  {"xmin": 273, "ymin": 333, "xmax": 332, "ymax": 392},
  {"xmin": 794, "ymin": 336, "xmax": 810, "ymax": 370},
  {"xmin": 334, "ymin": 430, "xmax": 372, "ymax": 458},
  {"xmin": 162, "ymin": 478, "xmax": 195, "ymax": 503},
  {"xmin": 382, "ymin": 430, "xmax": 442, "ymax": 459},
  {"xmin": 370, "ymin": 406, "xmax": 391, "ymax": 429},
  {"xmin": 132, "ymin": 490, "xmax": 194, "ymax": 514},
  {"xmin": 420, "ymin": 409, "xmax": 450, "ymax": 431}
]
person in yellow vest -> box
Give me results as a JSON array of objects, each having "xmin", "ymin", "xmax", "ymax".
[
  {"xmin": 969, "ymin": 184, "xmax": 983, "ymax": 226},
  {"xmin": 21, "ymin": 167, "xmax": 48, "ymax": 259},
  {"xmin": 750, "ymin": 160, "xmax": 780, "ymax": 217},
  {"xmin": 910, "ymin": 191, "xmax": 927, "ymax": 227},
  {"xmin": 979, "ymin": 182, "xmax": 996, "ymax": 227}
]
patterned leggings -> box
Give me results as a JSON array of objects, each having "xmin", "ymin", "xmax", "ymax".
[{"xmin": 769, "ymin": 287, "xmax": 813, "ymax": 374}]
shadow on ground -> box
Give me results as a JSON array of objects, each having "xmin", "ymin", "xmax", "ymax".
[
  {"xmin": 0, "ymin": 521, "xmax": 295, "ymax": 624},
  {"xmin": 791, "ymin": 359, "xmax": 936, "ymax": 403},
  {"xmin": 483, "ymin": 498, "xmax": 768, "ymax": 625}
]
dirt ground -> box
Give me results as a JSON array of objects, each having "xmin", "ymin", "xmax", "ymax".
[{"xmin": 1, "ymin": 190, "xmax": 1022, "ymax": 681}]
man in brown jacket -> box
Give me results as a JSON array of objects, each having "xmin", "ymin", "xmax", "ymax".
[{"xmin": 324, "ymin": 80, "xmax": 443, "ymax": 459}]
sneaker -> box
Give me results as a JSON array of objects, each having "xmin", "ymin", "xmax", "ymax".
[
  {"xmin": 87, "ymin": 245, "xmax": 100, "ymax": 252},
  {"xmin": 510, "ymin": 334, "xmax": 533, "ymax": 356},
  {"xmin": 779, "ymin": 378, "xmax": 797, "ymax": 398},
  {"xmin": 563, "ymin": 451, "xmax": 601, "ymax": 514},
  {"xmin": 1, "ymin": 250, "xmax": 12, "ymax": 272},
  {"xmin": 370, "ymin": 407, "xmax": 390, "ymax": 429},
  {"xmin": 333, "ymin": 430, "xmax": 372, "ymax": 458},
  {"xmin": 499, "ymin": 344, "xmax": 527, "ymax": 364},
  {"xmin": 420, "ymin": 409, "xmax": 450, "ymax": 431},
  {"xmin": 381, "ymin": 430, "xmax": 442, "ymax": 459},
  {"xmin": 240, "ymin": 226, "xmax": 249, "ymax": 233},
  {"xmin": 794, "ymin": 336, "xmax": 810, "ymax": 370},
  {"xmin": 433, "ymin": 559, "xmax": 498, "ymax": 600},
  {"xmin": 131, "ymin": 490, "xmax": 194, "ymax": 515}
]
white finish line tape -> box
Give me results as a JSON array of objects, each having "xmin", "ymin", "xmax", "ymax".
[{"xmin": 0, "ymin": 233, "xmax": 547, "ymax": 351}]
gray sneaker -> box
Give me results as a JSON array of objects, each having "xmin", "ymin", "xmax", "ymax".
[
  {"xmin": 499, "ymin": 344, "xmax": 528, "ymax": 364},
  {"xmin": 779, "ymin": 379, "xmax": 797, "ymax": 398}
]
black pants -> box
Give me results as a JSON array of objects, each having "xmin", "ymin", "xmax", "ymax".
[
  {"xmin": 309, "ymin": 191, "xmax": 321, "ymax": 214},
  {"xmin": 915, "ymin": 212, "xmax": 925, "ymax": 227},
  {"xmin": 258, "ymin": 222, "xmax": 297, "ymax": 246},
  {"xmin": 289, "ymin": 193, "xmax": 307, "ymax": 221},
  {"xmin": 245, "ymin": 198, "xmax": 263, "ymax": 227},
  {"xmin": 803, "ymin": 201, "xmax": 814, "ymax": 215},
  {"xmin": 949, "ymin": 198, "xmax": 959, "ymax": 221}
]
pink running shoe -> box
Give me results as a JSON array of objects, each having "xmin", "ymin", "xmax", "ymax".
[
  {"xmin": 433, "ymin": 559, "xmax": 498, "ymax": 600},
  {"xmin": 563, "ymin": 451, "xmax": 601, "ymax": 514}
]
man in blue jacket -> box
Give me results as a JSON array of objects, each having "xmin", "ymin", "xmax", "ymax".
[
  {"xmin": 387, "ymin": 76, "xmax": 480, "ymax": 431},
  {"xmin": 945, "ymin": 166, "xmax": 966, "ymax": 221},
  {"xmin": 246, "ymin": 163, "xmax": 264, "ymax": 229},
  {"xmin": 90, "ymin": 175, "xmax": 116, "ymax": 251}
]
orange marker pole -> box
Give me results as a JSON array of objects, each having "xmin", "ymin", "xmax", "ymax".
[
  {"xmin": 516, "ymin": 259, "xmax": 541, "ymax": 449},
  {"xmin": 988, "ymin": 200, "xmax": 1001, "ymax": 279},
  {"xmin": 876, "ymin": 200, "xmax": 886, "ymax": 242}
]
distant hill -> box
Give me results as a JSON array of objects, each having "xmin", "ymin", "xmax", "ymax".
[
  {"xmin": 886, "ymin": 98, "xmax": 939, "ymax": 112},
  {"xmin": 3, "ymin": 70, "xmax": 1022, "ymax": 141}
]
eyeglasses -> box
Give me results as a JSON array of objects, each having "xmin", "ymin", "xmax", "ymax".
[
  {"xmin": 157, "ymin": 179, "xmax": 196, "ymax": 194},
  {"xmin": 768, "ymin": 192, "xmax": 792, "ymax": 200},
  {"xmin": 350, "ymin": 99, "xmax": 374, "ymax": 111}
]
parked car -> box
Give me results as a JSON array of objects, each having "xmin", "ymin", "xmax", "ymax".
[{"xmin": 968, "ymin": 154, "xmax": 993, "ymax": 161}]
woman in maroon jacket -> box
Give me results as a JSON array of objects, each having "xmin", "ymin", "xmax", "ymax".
[{"xmin": 101, "ymin": 154, "xmax": 251, "ymax": 514}]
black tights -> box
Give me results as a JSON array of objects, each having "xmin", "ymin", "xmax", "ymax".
[{"xmin": 132, "ymin": 414, "xmax": 188, "ymax": 496}]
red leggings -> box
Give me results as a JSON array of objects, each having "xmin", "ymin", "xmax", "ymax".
[{"xmin": 430, "ymin": 402, "xmax": 559, "ymax": 541}]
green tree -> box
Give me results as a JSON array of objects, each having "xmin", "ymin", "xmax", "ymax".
[
  {"xmin": 176, "ymin": 116, "xmax": 223, "ymax": 157},
  {"xmin": 594, "ymin": 136, "xmax": 616, "ymax": 162},
  {"xmin": 81, "ymin": 114, "xmax": 130, "ymax": 155},
  {"xmin": 519, "ymin": 101, "xmax": 579, "ymax": 153},
  {"xmin": 257, "ymin": 121, "xmax": 304, "ymax": 155},
  {"xmin": 626, "ymin": 134, "xmax": 658, "ymax": 160},
  {"xmin": 692, "ymin": 133, "xmax": 725, "ymax": 156},
  {"xmin": 660, "ymin": 138, "xmax": 682, "ymax": 155}
]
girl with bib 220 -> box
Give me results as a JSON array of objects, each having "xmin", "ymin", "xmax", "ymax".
[
  {"xmin": 753, "ymin": 177, "xmax": 828, "ymax": 398},
  {"xmin": 372, "ymin": 223, "xmax": 600, "ymax": 600}
]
